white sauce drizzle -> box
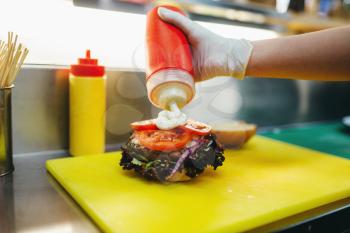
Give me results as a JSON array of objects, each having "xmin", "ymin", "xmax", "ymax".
[{"xmin": 155, "ymin": 102, "xmax": 187, "ymax": 130}]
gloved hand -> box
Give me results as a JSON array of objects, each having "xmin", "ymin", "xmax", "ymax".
[{"xmin": 158, "ymin": 7, "xmax": 253, "ymax": 81}]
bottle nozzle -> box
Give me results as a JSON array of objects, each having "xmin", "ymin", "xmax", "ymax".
[
  {"xmin": 146, "ymin": 69, "xmax": 195, "ymax": 110},
  {"xmin": 86, "ymin": 50, "xmax": 91, "ymax": 59},
  {"xmin": 169, "ymin": 101, "xmax": 181, "ymax": 113}
]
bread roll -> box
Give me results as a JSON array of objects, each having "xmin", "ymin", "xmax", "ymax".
[{"xmin": 211, "ymin": 121, "xmax": 256, "ymax": 148}]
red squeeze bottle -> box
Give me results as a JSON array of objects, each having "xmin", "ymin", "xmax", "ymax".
[{"xmin": 146, "ymin": 5, "xmax": 195, "ymax": 110}]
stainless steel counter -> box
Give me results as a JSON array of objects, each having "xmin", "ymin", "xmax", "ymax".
[{"xmin": 0, "ymin": 152, "xmax": 100, "ymax": 233}]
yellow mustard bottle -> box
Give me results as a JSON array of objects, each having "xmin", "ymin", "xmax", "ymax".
[{"xmin": 69, "ymin": 50, "xmax": 106, "ymax": 156}]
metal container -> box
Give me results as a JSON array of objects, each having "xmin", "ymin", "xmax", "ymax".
[{"xmin": 0, "ymin": 85, "xmax": 14, "ymax": 176}]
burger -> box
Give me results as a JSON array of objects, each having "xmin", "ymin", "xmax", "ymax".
[{"xmin": 120, "ymin": 119, "xmax": 225, "ymax": 182}]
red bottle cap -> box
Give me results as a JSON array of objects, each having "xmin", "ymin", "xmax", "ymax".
[{"xmin": 70, "ymin": 50, "xmax": 105, "ymax": 77}]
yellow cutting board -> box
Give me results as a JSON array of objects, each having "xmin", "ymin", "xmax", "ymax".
[{"xmin": 46, "ymin": 136, "xmax": 350, "ymax": 233}]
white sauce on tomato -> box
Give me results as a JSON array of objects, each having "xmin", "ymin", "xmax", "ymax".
[{"xmin": 155, "ymin": 102, "xmax": 187, "ymax": 130}]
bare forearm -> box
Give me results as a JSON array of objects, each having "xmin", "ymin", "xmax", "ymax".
[{"xmin": 246, "ymin": 26, "xmax": 350, "ymax": 81}]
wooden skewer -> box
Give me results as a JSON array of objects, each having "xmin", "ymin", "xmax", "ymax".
[
  {"xmin": 7, "ymin": 34, "xmax": 19, "ymax": 81},
  {"xmin": 0, "ymin": 35, "xmax": 10, "ymax": 82},
  {"xmin": 10, "ymin": 48, "xmax": 28, "ymax": 86},
  {"xmin": 0, "ymin": 32, "xmax": 14, "ymax": 87},
  {"xmin": 0, "ymin": 35, "xmax": 10, "ymax": 83},
  {"xmin": 0, "ymin": 41, "xmax": 5, "ymax": 54},
  {"xmin": 0, "ymin": 32, "xmax": 28, "ymax": 88},
  {"xmin": 8, "ymin": 44, "xmax": 22, "ymax": 86},
  {"xmin": 0, "ymin": 42, "xmax": 7, "ymax": 69},
  {"xmin": 2, "ymin": 36, "xmax": 16, "ymax": 87}
]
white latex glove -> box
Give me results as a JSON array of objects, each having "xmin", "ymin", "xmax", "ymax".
[{"xmin": 158, "ymin": 7, "xmax": 253, "ymax": 81}]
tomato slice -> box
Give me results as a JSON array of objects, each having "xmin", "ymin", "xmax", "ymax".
[
  {"xmin": 181, "ymin": 119, "xmax": 211, "ymax": 135},
  {"xmin": 130, "ymin": 119, "xmax": 158, "ymax": 131},
  {"xmin": 134, "ymin": 128, "xmax": 192, "ymax": 151}
]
